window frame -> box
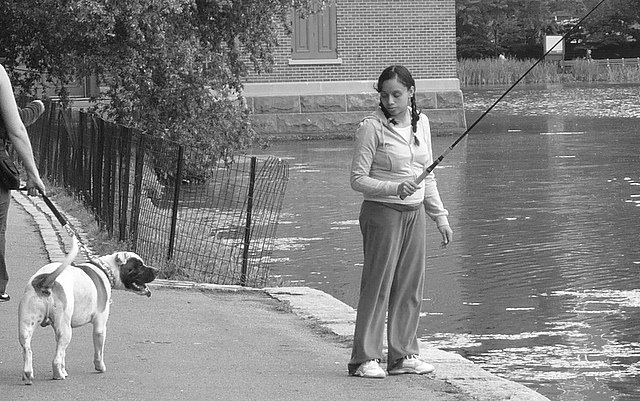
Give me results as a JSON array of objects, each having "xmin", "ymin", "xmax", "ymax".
[{"xmin": 289, "ymin": 4, "xmax": 341, "ymax": 65}]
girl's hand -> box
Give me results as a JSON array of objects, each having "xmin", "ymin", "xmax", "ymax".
[
  {"xmin": 397, "ymin": 180, "xmax": 418, "ymax": 198},
  {"xmin": 438, "ymin": 225, "xmax": 453, "ymax": 247}
]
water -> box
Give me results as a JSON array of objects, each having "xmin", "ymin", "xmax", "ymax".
[{"xmin": 261, "ymin": 84, "xmax": 640, "ymax": 400}]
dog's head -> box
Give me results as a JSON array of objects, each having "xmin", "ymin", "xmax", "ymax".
[{"xmin": 114, "ymin": 252, "xmax": 157, "ymax": 297}]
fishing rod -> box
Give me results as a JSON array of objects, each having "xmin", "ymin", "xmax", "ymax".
[{"xmin": 403, "ymin": 0, "xmax": 609, "ymax": 197}]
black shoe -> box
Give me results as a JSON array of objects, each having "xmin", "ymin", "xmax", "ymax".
[{"xmin": 0, "ymin": 293, "xmax": 10, "ymax": 302}]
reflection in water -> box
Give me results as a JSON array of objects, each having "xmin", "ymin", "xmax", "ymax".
[{"xmin": 260, "ymin": 85, "xmax": 640, "ymax": 401}]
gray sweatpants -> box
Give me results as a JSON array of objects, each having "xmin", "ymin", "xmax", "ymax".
[
  {"xmin": 0, "ymin": 187, "xmax": 10, "ymax": 293},
  {"xmin": 349, "ymin": 201, "xmax": 426, "ymax": 371}
]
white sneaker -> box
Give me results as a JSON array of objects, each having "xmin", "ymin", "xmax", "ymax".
[
  {"xmin": 388, "ymin": 355, "xmax": 434, "ymax": 375},
  {"xmin": 351, "ymin": 359, "xmax": 387, "ymax": 378}
]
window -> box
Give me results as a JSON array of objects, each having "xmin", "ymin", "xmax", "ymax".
[{"xmin": 290, "ymin": 3, "xmax": 340, "ymax": 64}]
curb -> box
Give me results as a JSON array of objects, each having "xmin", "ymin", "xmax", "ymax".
[{"xmin": 11, "ymin": 191, "xmax": 549, "ymax": 401}]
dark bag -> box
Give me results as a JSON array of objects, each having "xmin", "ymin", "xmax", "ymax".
[{"xmin": 0, "ymin": 146, "xmax": 20, "ymax": 190}]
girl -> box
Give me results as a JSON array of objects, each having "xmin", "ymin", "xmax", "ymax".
[{"xmin": 348, "ymin": 65, "xmax": 453, "ymax": 378}]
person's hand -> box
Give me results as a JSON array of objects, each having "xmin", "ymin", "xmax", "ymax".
[
  {"xmin": 397, "ymin": 180, "xmax": 418, "ymax": 198},
  {"xmin": 438, "ymin": 225, "xmax": 453, "ymax": 248},
  {"xmin": 25, "ymin": 173, "xmax": 45, "ymax": 197},
  {"xmin": 33, "ymin": 99, "xmax": 45, "ymax": 112}
]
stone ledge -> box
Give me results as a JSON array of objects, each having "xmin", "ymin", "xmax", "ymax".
[
  {"xmin": 250, "ymin": 108, "xmax": 466, "ymax": 137},
  {"xmin": 243, "ymin": 78, "xmax": 462, "ymax": 97},
  {"xmin": 265, "ymin": 286, "xmax": 550, "ymax": 401}
]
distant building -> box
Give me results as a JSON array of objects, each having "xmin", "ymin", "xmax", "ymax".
[{"xmin": 242, "ymin": 0, "xmax": 466, "ymax": 138}]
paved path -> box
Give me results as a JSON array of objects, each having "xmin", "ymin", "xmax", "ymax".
[{"xmin": 0, "ymin": 191, "xmax": 549, "ymax": 400}]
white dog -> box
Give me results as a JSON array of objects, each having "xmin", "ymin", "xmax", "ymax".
[{"xmin": 18, "ymin": 236, "xmax": 157, "ymax": 384}]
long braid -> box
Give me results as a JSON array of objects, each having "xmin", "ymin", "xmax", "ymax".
[{"xmin": 410, "ymin": 95, "xmax": 419, "ymax": 133}]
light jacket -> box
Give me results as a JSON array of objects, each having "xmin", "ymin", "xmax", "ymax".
[{"xmin": 350, "ymin": 108, "xmax": 449, "ymax": 227}]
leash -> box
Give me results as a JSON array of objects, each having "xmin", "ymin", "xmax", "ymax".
[
  {"xmin": 20, "ymin": 188, "xmax": 117, "ymax": 288},
  {"xmin": 401, "ymin": 0, "xmax": 609, "ymax": 198},
  {"xmin": 39, "ymin": 192, "xmax": 95, "ymax": 258}
]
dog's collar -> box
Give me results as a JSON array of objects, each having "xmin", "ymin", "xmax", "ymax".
[{"xmin": 88, "ymin": 258, "xmax": 117, "ymax": 288}]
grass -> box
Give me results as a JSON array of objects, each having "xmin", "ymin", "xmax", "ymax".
[{"xmin": 458, "ymin": 57, "xmax": 640, "ymax": 87}]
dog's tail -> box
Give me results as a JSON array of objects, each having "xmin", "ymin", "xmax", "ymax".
[{"xmin": 31, "ymin": 236, "xmax": 79, "ymax": 296}]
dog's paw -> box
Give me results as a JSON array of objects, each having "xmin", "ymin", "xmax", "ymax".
[{"xmin": 22, "ymin": 371, "xmax": 34, "ymax": 385}]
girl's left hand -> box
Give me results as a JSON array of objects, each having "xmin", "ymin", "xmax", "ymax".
[{"xmin": 438, "ymin": 225, "xmax": 453, "ymax": 247}]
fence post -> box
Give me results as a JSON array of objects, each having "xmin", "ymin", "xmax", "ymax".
[
  {"xmin": 240, "ymin": 156, "xmax": 257, "ymax": 286},
  {"xmin": 129, "ymin": 134, "xmax": 146, "ymax": 252},
  {"xmin": 102, "ymin": 123, "xmax": 114, "ymax": 236},
  {"xmin": 119, "ymin": 127, "xmax": 132, "ymax": 242},
  {"xmin": 93, "ymin": 118, "xmax": 104, "ymax": 219},
  {"xmin": 167, "ymin": 144, "xmax": 184, "ymax": 260}
]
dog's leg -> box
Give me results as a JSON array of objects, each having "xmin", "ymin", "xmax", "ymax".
[
  {"xmin": 18, "ymin": 297, "xmax": 42, "ymax": 385},
  {"xmin": 92, "ymin": 319, "xmax": 107, "ymax": 372},
  {"xmin": 52, "ymin": 321, "xmax": 72, "ymax": 380}
]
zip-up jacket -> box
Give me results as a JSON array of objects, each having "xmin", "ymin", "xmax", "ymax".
[{"xmin": 350, "ymin": 108, "xmax": 449, "ymax": 227}]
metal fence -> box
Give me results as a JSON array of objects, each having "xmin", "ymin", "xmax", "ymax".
[{"xmin": 26, "ymin": 102, "xmax": 289, "ymax": 287}]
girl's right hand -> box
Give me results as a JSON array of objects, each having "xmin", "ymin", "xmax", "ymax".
[{"xmin": 397, "ymin": 180, "xmax": 418, "ymax": 198}]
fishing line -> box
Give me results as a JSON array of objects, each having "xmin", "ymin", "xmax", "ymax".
[{"xmin": 405, "ymin": 0, "xmax": 609, "ymax": 194}]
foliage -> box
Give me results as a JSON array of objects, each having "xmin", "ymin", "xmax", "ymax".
[
  {"xmin": 578, "ymin": 0, "xmax": 640, "ymax": 57},
  {"xmin": 0, "ymin": 0, "xmax": 315, "ymax": 174},
  {"xmin": 456, "ymin": 0, "xmax": 640, "ymax": 60},
  {"xmin": 456, "ymin": 0, "xmax": 558, "ymax": 59}
]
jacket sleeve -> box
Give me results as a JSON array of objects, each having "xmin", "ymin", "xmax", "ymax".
[
  {"xmin": 420, "ymin": 116, "xmax": 450, "ymax": 227},
  {"xmin": 350, "ymin": 119, "xmax": 399, "ymax": 196},
  {"xmin": 423, "ymin": 182, "xmax": 450, "ymax": 227},
  {"xmin": 18, "ymin": 100, "xmax": 45, "ymax": 127}
]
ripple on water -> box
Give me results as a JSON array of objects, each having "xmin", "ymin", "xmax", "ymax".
[
  {"xmin": 465, "ymin": 86, "xmax": 640, "ymax": 118},
  {"xmin": 272, "ymin": 237, "xmax": 324, "ymax": 251},
  {"xmin": 424, "ymin": 288, "xmax": 640, "ymax": 386}
]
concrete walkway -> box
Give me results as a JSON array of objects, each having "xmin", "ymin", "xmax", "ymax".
[{"xmin": 0, "ymin": 191, "xmax": 549, "ymax": 400}]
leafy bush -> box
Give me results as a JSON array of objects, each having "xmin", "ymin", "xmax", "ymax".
[{"xmin": 0, "ymin": 0, "xmax": 316, "ymax": 165}]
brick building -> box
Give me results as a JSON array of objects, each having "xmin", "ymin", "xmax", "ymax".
[{"xmin": 243, "ymin": 0, "xmax": 466, "ymax": 138}]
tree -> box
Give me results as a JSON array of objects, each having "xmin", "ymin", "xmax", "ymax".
[
  {"xmin": 456, "ymin": 0, "xmax": 559, "ymax": 59},
  {"xmin": 456, "ymin": 0, "xmax": 640, "ymax": 60},
  {"xmin": 580, "ymin": 0, "xmax": 640, "ymax": 58},
  {"xmin": 0, "ymin": 0, "xmax": 315, "ymax": 178}
]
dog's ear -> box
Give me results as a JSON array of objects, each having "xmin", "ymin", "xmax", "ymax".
[{"xmin": 115, "ymin": 252, "xmax": 129, "ymax": 266}]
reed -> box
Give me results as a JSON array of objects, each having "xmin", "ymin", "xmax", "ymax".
[{"xmin": 458, "ymin": 57, "xmax": 640, "ymax": 87}]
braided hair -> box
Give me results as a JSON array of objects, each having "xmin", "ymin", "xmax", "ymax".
[{"xmin": 376, "ymin": 65, "xmax": 420, "ymax": 133}]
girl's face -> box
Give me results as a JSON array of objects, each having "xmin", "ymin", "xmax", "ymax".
[{"xmin": 379, "ymin": 78, "xmax": 414, "ymax": 118}]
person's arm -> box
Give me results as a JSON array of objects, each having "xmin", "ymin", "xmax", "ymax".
[
  {"xmin": 419, "ymin": 114, "xmax": 452, "ymax": 244},
  {"xmin": 0, "ymin": 65, "xmax": 45, "ymax": 195},
  {"xmin": 18, "ymin": 100, "xmax": 45, "ymax": 127},
  {"xmin": 350, "ymin": 119, "xmax": 399, "ymax": 196}
]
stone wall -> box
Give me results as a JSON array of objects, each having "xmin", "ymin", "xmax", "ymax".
[{"xmin": 245, "ymin": 79, "xmax": 466, "ymax": 139}]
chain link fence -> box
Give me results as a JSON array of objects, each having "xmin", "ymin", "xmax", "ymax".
[{"xmin": 26, "ymin": 102, "xmax": 288, "ymax": 287}]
